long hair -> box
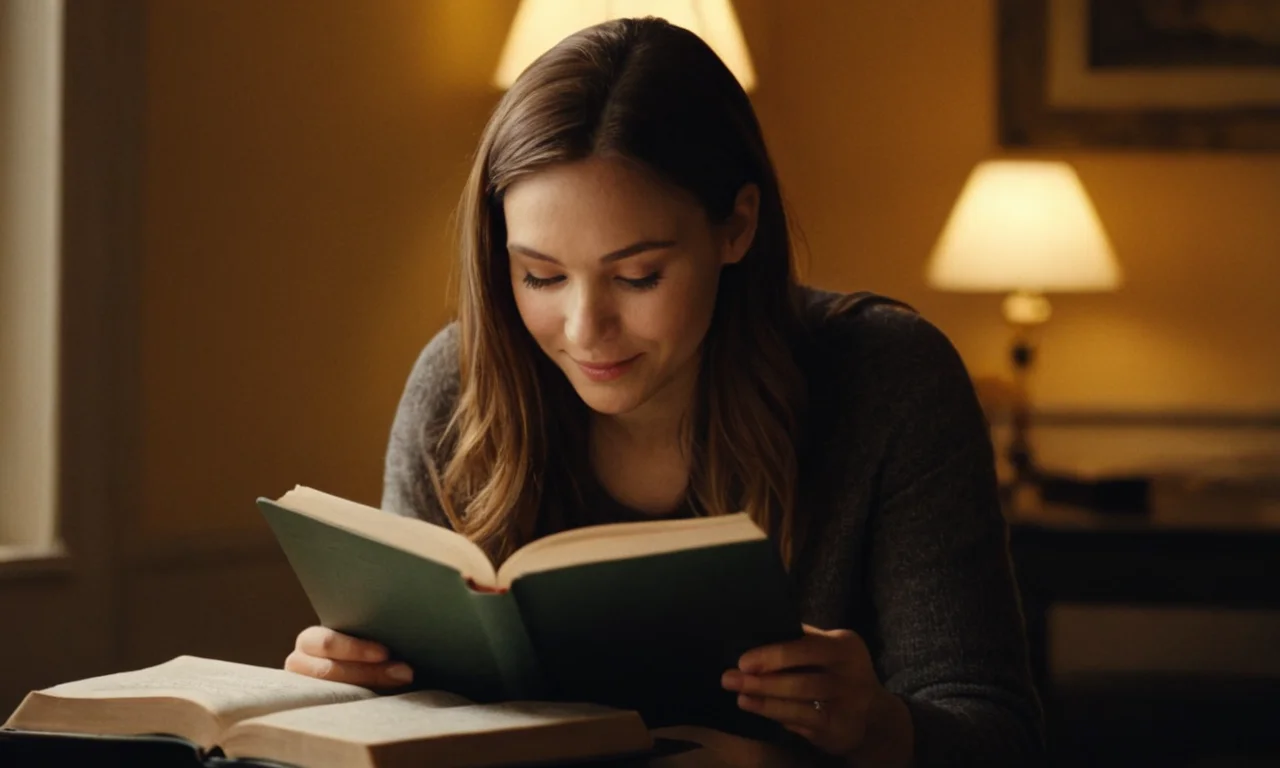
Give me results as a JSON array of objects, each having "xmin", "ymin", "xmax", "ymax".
[{"xmin": 431, "ymin": 17, "xmax": 807, "ymax": 567}]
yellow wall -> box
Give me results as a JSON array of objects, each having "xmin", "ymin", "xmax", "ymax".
[
  {"xmin": 138, "ymin": 0, "xmax": 1280, "ymax": 544},
  {"xmin": 140, "ymin": 0, "xmax": 514, "ymax": 537}
]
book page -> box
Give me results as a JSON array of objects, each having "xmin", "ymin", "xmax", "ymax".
[
  {"xmin": 228, "ymin": 691, "xmax": 644, "ymax": 745},
  {"xmin": 228, "ymin": 690, "xmax": 479, "ymax": 743},
  {"xmin": 497, "ymin": 512, "xmax": 766, "ymax": 587},
  {"xmin": 273, "ymin": 486, "xmax": 497, "ymax": 586},
  {"xmin": 36, "ymin": 656, "xmax": 375, "ymax": 725}
]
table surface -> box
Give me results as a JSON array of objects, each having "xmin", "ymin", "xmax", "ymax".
[{"xmin": 1005, "ymin": 484, "xmax": 1280, "ymax": 532}]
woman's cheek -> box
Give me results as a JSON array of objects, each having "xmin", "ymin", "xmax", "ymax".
[
  {"xmin": 514, "ymin": 291, "xmax": 562, "ymax": 347},
  {"xmin": 632, "ymin": 282, "xmax": 707, "ymax": 346}
]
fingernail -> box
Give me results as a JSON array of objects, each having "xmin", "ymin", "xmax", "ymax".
[
  {"xmin": 738, "ymin": 655, "xmax": 758, "ymax": 673},
  {"xmin": 721, "ymin": 670, "xmax": 743, "ymax": 690},
  {"xmin": 387, "ymin": 664, "xmax": 413, "ymax": 683},
  {"xmin": 364, "ymin": 646, "xmax": 388, "ymax": 662},
  {"xmin": 737, "ymin": 694, "xmax": 758, "ymax": 710}
]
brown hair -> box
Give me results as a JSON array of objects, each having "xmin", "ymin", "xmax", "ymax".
[{"xmin": 431, "ymin": 17, "xmax": 807, "ymax": 566}]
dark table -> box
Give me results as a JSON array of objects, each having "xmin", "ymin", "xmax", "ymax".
[
  {"xmin": 1006, "ymin": 491, "xmax": 1280, "ymax": 764},
  {"xmin": 1007, "ymin": 494, "xmax": 1280, "ymax": 694}
]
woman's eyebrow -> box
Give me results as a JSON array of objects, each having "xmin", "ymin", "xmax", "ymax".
[{"xmin": 508, "ymin": 239, "xmax": 677, "ymax": 265}]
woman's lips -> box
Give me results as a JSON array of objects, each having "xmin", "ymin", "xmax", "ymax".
[{"xmin": 574, "ymin": 354, "xmax": 641, "ymax": 382}]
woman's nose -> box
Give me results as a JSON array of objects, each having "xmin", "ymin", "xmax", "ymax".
[{"xmin": 564, "ymin": 284, "xmax": 616, "ymax": 350}]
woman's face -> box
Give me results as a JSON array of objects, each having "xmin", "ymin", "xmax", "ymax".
[{"xmin": 503, "ymin": 155, "xmax": 755, "ymax": 421}]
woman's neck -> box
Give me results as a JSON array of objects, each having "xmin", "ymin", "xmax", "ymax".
[
  {"xmin": 586, "ymin": 356, "xmax": 701, "ymax": 515},
  {"xmin": 592, "ymin": 406, "xmax": 683, "ymax": 457}
]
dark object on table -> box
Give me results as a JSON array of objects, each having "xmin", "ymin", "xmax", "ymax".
[
  {"xmin": 0, "ymin": 730, "xmax": 205, "ymax": 768},
  {"xmin": 1037, "ymin": 470, "xmax": 1151, "ymax": 514}
]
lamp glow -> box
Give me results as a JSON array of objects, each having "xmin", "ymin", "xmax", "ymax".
[
  {"xmin": 926, "ymin": 160, "xmax": 1121, "ymax": 295},
  {"xmin": 493, "ymin": 0, "xmax": 756, "ymax": 91}
]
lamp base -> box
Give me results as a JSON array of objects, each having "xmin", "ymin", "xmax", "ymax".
[
  {"xmin": 1007, "ymin": 328, "xmax": 1038, "ymax": 488},
  {"xmin": 1002, "ymin": 290, "xmax": 1051, "ymax": 326},
  {"xmin": 1003, "ymin": 292, "xmax": 1050, "ymax": 502}
]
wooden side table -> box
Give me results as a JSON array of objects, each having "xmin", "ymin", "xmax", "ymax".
[
  {"xmin": 1006, "ymin": 495, "xmax": 1280, "ymax": 764},
  {"xmin": 1007, "ymin": 498, "xmax": 1280, "ymax": 694}
]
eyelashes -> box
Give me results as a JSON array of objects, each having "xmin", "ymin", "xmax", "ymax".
[
  {"xmin": 521, "ymin": 273, "xmax": 564, "ymax": 290},
  {"xmin": 521, "ymin": 271, "xmax": 664, "ymax": 291},
  {"xmin": 621, "ymin": 271, "xmax": 663, "ymax": 290}
]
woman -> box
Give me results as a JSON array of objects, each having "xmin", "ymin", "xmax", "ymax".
[{"xmin": 286, "ymin": 17, "xmax": 1043, "ymax": 766}]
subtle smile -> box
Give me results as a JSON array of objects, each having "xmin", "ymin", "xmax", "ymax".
[{"xmin": 573, "ymin": 354, "xmax": 641, "ymax": 383}]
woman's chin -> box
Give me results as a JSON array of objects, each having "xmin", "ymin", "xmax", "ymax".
[{"xmin": 570, "ymin": 382, "xmax": 646, "ymax": 417}]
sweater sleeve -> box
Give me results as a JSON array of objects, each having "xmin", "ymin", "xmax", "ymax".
[
  {"xmin": 861, "ymin": 309, "xmax": 1045, "ymax": 767},
  {"xmin": 380, "ymin": 322, "xmax": 460, "ymax": 530}
]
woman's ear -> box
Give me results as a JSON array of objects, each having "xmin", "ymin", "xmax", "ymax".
[{"xmin": 720, "ymin": 183, "xmax": 760, "ymax": 265}]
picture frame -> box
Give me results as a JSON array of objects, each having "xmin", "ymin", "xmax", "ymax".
[{"xmin": 997, "ymin": 0, "xmax": 1280, "ymax": 151}]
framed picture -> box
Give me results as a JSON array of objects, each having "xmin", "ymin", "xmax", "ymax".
[{"xmin": 998, "ymin": 0, "xmax": 1280, "ymax": 151}]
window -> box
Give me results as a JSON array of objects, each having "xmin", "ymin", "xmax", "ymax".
[{"xmin": 0, "ymin": 0, "xmax": 63, "ymax": 557}]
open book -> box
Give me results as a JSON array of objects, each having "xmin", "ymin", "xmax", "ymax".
[
  {"xmin": 2, "ymin": 656, "xmax": 652, "ymax": 768},
  {"xmin": 257, "ymin": 486, "xmax": 801, "ymax": 733}
]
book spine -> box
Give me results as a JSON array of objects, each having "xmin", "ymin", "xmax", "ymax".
[{"xmin": 466, "ymin": 590, "xmax": 548, "ymax": 700}]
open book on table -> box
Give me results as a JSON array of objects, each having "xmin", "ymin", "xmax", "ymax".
[
  {"xmin": 256, "ymin": 486, "xmax": 802, "ymax": 732},
  {"xmin": 2, "ymin": 655, "xmax": 653, "ymax": 768}
]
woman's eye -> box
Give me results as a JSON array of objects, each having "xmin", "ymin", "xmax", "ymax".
[
  {"xmin": 522, "ymin": 272, "xmax": 565, "ymax": 290},
  {"xmin": 619, "ymin": 271, "xmax": 663, "ymax": 290}
]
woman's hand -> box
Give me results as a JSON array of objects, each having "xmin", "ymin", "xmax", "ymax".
[
  {"xmin": 721, "ymin": 624, "xmax": 914, "ymax": 766},
  {"xmin": 284, "ymin": 626, "xmax": 414, "ymax": 690}
]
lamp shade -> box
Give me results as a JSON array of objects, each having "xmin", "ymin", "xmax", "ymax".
[
  {"xmin": 926, "ymin": 160, "xmax": 1121, "ymax": 293},
  {"xmin": 493, "ymin": 0, "xmax": 756, "ymax": 91}
]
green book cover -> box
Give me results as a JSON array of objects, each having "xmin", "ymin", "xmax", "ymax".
[{"xmin": 257, "ymin": 487, "xmax": 802, "ymax": 732}]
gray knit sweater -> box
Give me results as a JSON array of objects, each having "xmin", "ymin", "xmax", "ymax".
[{"xmin": 381, "ymin": 288, "xmax": 1045, "ymax": 766}]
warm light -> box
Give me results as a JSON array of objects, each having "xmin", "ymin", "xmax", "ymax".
[
  {"xmin": 926, "ymin": 160, "xmax": 1121, "ymax": 293},
  {"xmin": 493, "ymin": 0, "xmax": 756, "ymax": 91}
]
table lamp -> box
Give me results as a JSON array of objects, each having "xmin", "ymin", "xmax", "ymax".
[
  {"xmin": 925, "ymin": 159, "xmax": 1122, "ymax": 489},
  {"xmin": 493, "ymin": 0, "xmax": 756, "ymax": 91}
]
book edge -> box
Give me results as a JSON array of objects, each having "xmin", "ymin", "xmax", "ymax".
[
  {"xmin": 260, "ymin": 487, "xmax": 498, "ymax": 586},
  {"xmin": 3, "ymin": 690, "xmax": 224, "ymax": 750},
  {"xmin": 223, "ymin": 705, "xmax": 652, "ymax": 767}
]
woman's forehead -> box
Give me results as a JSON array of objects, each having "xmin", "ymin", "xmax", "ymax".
[{"xmin": 503, "ymin": 157, "xmax": 703, "ymax": 250}]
